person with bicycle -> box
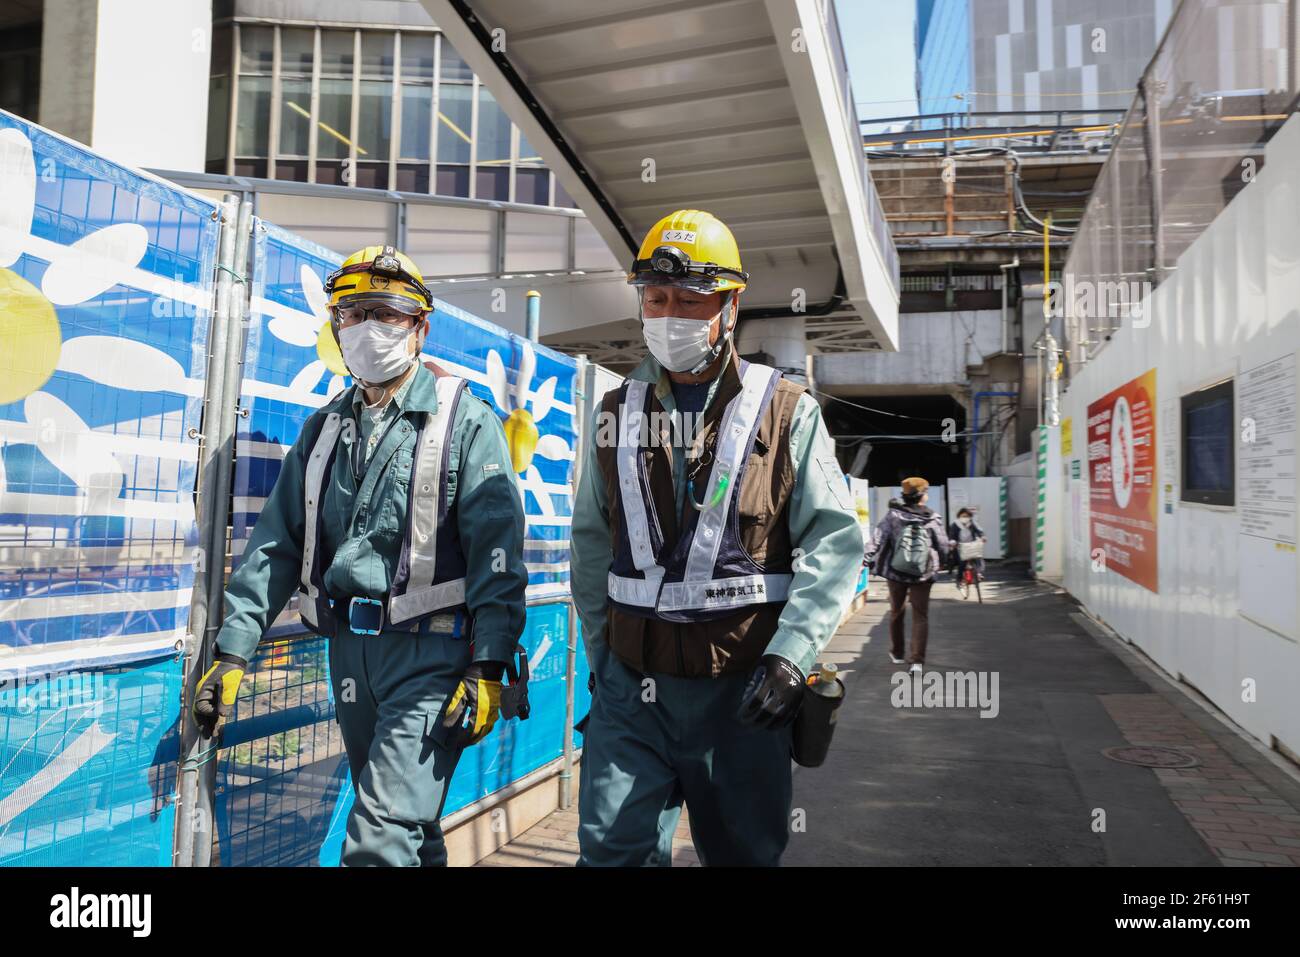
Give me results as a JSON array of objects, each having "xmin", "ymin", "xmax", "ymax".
[
  {"xmin": 871, "ymin": 477, "xmax": 948, "ymax": 673},
  {"xmin": 948, "ymin": 507, "xmax": 987, "ymax": 599}
]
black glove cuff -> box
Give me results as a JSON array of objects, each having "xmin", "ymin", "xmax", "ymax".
[
  {"xmin": 767, "ymin": 655, "xmax": 805, "ymax": 687},
  {"xmin": 215, "ymin": 652, "xmax": 248, "ymax": 668},
  {"xmin": 467, "ymin": 660, "xmax": 506, "ymax": 682}
]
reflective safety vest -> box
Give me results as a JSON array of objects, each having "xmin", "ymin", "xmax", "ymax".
[
  {"xmin": 606, "ymin": 362, "xmax": 793, "ymax": 622},
  {"xmin": 297, "ymin": 375, "xmax": 469, "ymax": 635}
]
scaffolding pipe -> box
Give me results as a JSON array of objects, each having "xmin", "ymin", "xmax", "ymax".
[
  {"xmin": 999, "ymin": 255, "xmax": 1019, "ymax": 353},
  {"xmin": 175, "ymin": 193, "xmax": 240, "ymax": 868}
]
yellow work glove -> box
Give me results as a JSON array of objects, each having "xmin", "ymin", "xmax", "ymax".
[
  {"xmin": 192, "ymin": 653, "xmax": 248, "ymax": 737},
  {"xmin": 441, "ymin": 661, "xmax": 505, "ymax": 749}
]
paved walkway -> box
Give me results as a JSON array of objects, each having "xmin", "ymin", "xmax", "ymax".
[{"xmin": 479, "ymin": 567, "xmax": 1300, "ymax": 866}]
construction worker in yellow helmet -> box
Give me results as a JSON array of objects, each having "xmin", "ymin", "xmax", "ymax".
[
  {"xmin": 192, "ymin": 244, "xmax": 530, "ymax": 866},
  {"xmin": 569, "ymin": 210, "xmax": 865, "ymax": 864}
]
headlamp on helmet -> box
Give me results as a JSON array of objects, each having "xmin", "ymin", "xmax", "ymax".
[
  {"xmin": 628, "ymin": 244, "xmax": 749, "ymax": 294},
  {"xmin": 325, "ymin": 244, "xmax": 434, "ymax": 311}
]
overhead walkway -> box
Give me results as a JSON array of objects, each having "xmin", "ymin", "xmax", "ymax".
[{"xmin": 420, "ymin": 0, "xmax": 902, "ymax": 364}]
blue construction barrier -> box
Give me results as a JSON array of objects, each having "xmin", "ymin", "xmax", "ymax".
[
  {"xmin": 0, "ymin": 109, "xmax": 219, "ymax": 865},
  {"xmin": 0, "ymin": 107, "xmax": 592, "ymax": 866}
]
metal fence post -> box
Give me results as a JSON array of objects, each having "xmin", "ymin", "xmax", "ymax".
[
  {"xmin": 559, "ymin": 354, "xmax": 589, "ymax": 810},
  {"xmin": 175, "ymin": 196, "xmax": 253, "ymax": 867},
  {"xmin": 175, "ymin": 193, "xmax": 241, "ymax": 867}
]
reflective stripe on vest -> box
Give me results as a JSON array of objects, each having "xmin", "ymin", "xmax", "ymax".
[
  {"xmin": 299, "ymin": 412, "xmax": 345, "ymax": 629},
  {"xmin": 388, "ymin": 375, "xmax": 466, "ymax": 625},
  {"xmin": 607, "ymin": 362, "xmax": 792, "ymax": 615},
  {"xmin": 297, "ymin": 375, "xmax": 467, "ymax": 631},
  {"xmin": 614, "ymin": 379, "xmax": 666, "ymax": 597}
]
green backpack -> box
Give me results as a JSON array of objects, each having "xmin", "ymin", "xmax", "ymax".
[{"xmin": 890, "ymin": 519, "xmax": 931, "ymax": 578}]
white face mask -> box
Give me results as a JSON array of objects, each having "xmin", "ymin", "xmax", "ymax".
[
  {"xmin": 958, "ymin": 517, "xmax": 972, "ymax": 527},
  {"xmin": 641, "ymin": 294, "xmax": 732, "ymax": 374},
  {"xmin": 338, "ymin": 320, "xmax": 419, "ymax": 384}
]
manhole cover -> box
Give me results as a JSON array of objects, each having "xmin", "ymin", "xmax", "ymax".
[{"xmin": 1102, "ymin": 746, "xmax": 1200, "ymax": 768}]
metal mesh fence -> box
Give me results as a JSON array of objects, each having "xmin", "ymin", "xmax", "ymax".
[{"xmin": 213, "ymin": 633, "xmax": 344, "ymax": 867}]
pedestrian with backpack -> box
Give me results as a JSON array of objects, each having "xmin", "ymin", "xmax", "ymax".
[{"xmin": 871, "ymin": 477, "xmax": 949, "ymax": 673}]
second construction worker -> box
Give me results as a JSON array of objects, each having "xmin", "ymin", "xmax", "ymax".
[
  {"xmin": 571, "ymin": 210, "xmax": 865, "ymax": 865},
  {"xmin": 191, "ymin": 246, "xmax": 529, "ymax": 867}
]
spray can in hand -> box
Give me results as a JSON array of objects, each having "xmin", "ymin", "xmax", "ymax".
[{"xmin": 791, "ymin": 663, "xmax": 846, "ymax": 768}]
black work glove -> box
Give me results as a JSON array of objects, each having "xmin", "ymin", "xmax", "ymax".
[
  {"xmin": 192, "ymin": 653, "xmax": 248, "ymax": 738},
  {"xmin": 441, "ymin": 660, "xmax": 506, "ymax": 749},
  {"xmin": 737, "ymin": 654, "xmax": 806, "ymax": 730}
]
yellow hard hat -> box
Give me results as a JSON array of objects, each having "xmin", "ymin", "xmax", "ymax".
[
  {"xmin": 324, "ymin": 244, "xmax": 433, "ymax": 313},
  {"xmin": 628, "ymin": 209, "xmax": 748, "ymax": 294}
]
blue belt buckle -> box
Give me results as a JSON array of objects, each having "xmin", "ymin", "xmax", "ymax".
[{"xmin": 349, "ymin": 596, "xmax": 385, "ymax": 636}]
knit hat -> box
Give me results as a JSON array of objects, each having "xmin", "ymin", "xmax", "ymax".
[{"xmin": 901, "ymin": 476, "xmax": 929, "ymax": 497}]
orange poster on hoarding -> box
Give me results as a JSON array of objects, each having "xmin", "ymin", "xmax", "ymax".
[{"xmin": 1087, "ymin": 369, "xmax": 1158, "ymax": 592}]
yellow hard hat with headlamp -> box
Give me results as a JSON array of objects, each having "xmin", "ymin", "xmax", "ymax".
[
  {"xmin": 627, "ymin": 209, "xmax": 748, "ymax": 294},
  {"xmin": 325, "ymin": 245, "xmax": 434, "ymax": 314}
]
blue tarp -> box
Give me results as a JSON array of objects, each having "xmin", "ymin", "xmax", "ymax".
[
  {"xmin": 0, "ymin": 109, "xmax": 215, "ymax": 867},
  {"xmin": 0, "ymin": 106, "xmax": 591, "ymax": 867}
]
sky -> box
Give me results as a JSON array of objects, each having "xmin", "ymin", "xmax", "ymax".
[{"xmin": 835, "ymin": 0, "xmax": 920, "ymax": 130}]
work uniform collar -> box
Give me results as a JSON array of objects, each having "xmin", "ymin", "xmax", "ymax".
[
  {"xmin": 629, "ymin": 339, "xmax": 741, "ymax": 416},
  {"xmin": 347, "ymin": 359, "xmax": 442, "ymax": 418}
]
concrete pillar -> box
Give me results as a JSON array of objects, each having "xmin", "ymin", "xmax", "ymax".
[
  {"xmin": 736, "ymin": 314, "xmax": 808, "ymax": 379},
  {"xmin": 39, "ymin": 0, "xmax": 213, "ymax": 172}
]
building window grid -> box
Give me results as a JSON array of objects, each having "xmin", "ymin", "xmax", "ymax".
[{"xmin": 221, "ymin": 21, "xmax": 552, "ymax": 203}]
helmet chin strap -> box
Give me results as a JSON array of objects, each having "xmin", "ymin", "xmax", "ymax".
[{"xmin": 684, "ymin": 290, "xmax": 736, "ymax": 376}]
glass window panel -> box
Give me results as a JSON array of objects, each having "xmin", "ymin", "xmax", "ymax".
[
  {"xmin": 206, "ymin": 75, "xmax": 229, "ymax": 164},
  {"xmin": 437, "ymin": 84, "xmax": 472, "ymax": 164},
  {"xmin": 234, "ymin": 158, "xmax": 267, "ymax": 178},
  {"xmin": 395, "ymin": 163, "xmax": 430, "ymax": 193},
  {"xmin": 353, "ymin": 163, "xmax": 388, "ymax": 189},
  {"xmin": 476, "ymin": 167, "xmax": 508, "ymax": 201},
  {"xmin": 235, "ymin": 75, "xmax": 271, "ymax": 156},
  {"xmin": 210, "ymin": 24, "xmax": 232, "ymax": 76},
  {"xmin": 276, "ymin": 160, "xmax": 308, "ymax": 182},
  {"xmin": 436, "ymin": 164, "xmax": 470, "ymax": 198},
  {"xmin": 278, "ymin": 77, "xmax": 312, "ymax": 157},
  {"xmin": 357, "ymin": 80, "xmax": 393, "ymax": 161},
  {"xmin": 315, "ymin": 160, "xmax": 346, "ymax": 186},
  {"xmin": 400, "ymin": 84, "xmax": 432, "ymax": 160},
  {"xmin": 516, "ymin": 127, "xmax": 543, "ymax": 166},
  {"xmin": 317, "ymin": 77, "xmax": 353, "ymax": 159},
  {"xmin": 361, "ymin": 31, "xmax": 394, "ymax": 77},
  {"xmin": 281, "ymin": 27, "xmax": 314, "ymax": 74},
  {"xmin": 439, "ymin": 39, "xmax": 473, "ymax": 82},
  {"xmin": 475, "ymin": 87, "xmax": 511, "ymax": 165},
  {"xmin": 320, "ymin": 29, "xmax": 355, "ymax": 76},
  {"xmin": 515, "ymin": 167, "xmax": 550, "ymax": 206},
  {"xmin": 239, "ymin": 25, "xmax": 273, "ymax": 73},
  {"xmin": 401, "ymin": 33, "xmax": 435, "ymax": 80}
]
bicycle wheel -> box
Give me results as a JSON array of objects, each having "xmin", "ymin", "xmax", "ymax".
[{"xmin": 974, "ymin": 577, "xmax": 983, "ymax": 604}]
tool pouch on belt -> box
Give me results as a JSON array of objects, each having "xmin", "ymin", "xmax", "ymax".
[
  {"xmin": 790, "ymin": 676, "xmax": 846, "ymax": 768},
  {"xmin": 499, "ymin": 644, "xmax": 531, "ymax": 721}
]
